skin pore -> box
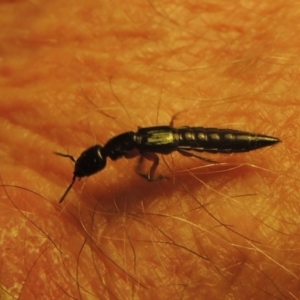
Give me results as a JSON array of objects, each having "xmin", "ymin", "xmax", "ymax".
[{"xmin": 1, "ymin": 0, "xmax": 299, "ymax": 299}]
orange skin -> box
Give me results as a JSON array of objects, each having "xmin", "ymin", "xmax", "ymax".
[{"xmin": 1, "ymin": 1, "xmax": 298, "ymax": 299}]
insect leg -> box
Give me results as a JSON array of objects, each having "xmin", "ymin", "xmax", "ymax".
[
  {"xmin": 136, "ymin": 152, "xmax": 165, "ymax": 181},
  {"xmin": 169, "ymin": 115, "xmax": 177, "ymax": 127},
  {"xmin": 169, "ymin": 110, "xmax": 188, "ymax": 127},
  {"xmin": 177, "ymin": 149, "xmax": 218, "ymax": 163}
]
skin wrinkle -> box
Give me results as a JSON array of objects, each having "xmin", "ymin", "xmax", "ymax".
[{"xmin": 0, "ymin": 0, "xmax": 299, "ymax": 299}]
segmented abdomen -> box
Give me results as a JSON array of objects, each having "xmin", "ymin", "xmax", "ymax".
[{"xmin": 177, "ymin": 127, "xmax": 279, "ymax": 153}]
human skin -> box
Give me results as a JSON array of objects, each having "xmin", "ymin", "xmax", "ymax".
[{"xmin": 1, "ymin": 0, "xmax": 299, "ymax": 299}]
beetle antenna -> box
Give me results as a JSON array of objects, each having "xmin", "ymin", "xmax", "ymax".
[
  {"xmin": 53, "ymin": 152, "xmax": 76, "ymax": 163},
  {"xmin": 59, "ymin": 175, "xmax": 76, "ymax": 203},
  {"xmin": 54, "ymin": 151, "xmax": 77, "ymax": 203}
]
